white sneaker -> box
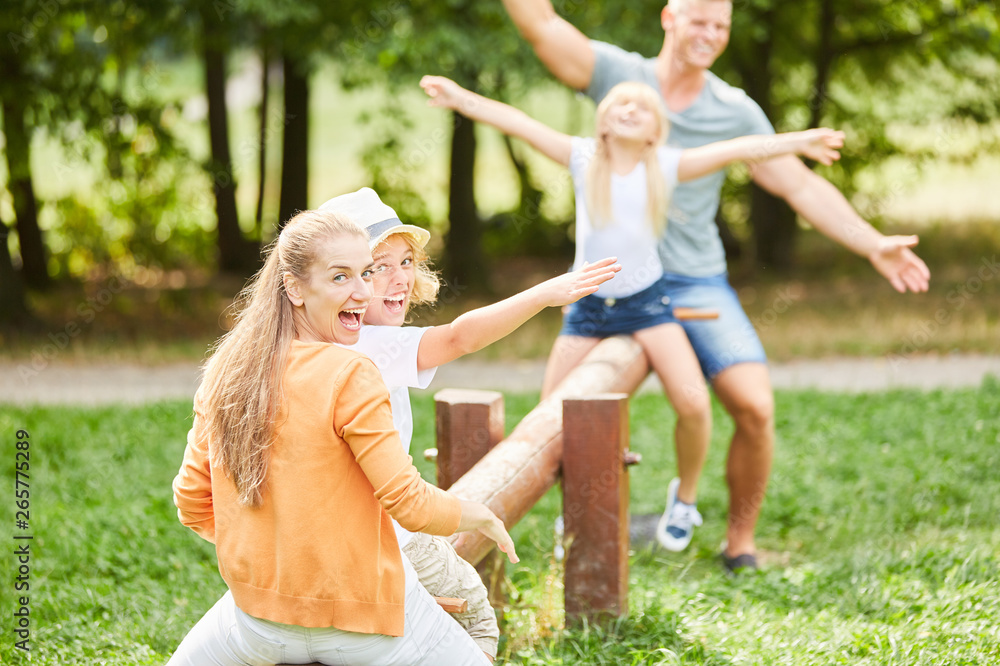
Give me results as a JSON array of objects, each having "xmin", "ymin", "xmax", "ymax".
[
  {"xmin": 553, "ymin": 515, "xmax": 565, "ymax": 562},
  {"xmin": 656, "ymin": 478, "xmax": 702, "ymax": 552}
]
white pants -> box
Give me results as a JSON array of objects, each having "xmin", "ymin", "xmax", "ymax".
[{"xmin": 167, "ymin": 558, "xmax": 489, "ymax": 666}]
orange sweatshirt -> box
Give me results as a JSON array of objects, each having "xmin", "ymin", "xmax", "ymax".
[{"xmin": 172, "ymin": 340, "xmax": 462, "ymax": 636}]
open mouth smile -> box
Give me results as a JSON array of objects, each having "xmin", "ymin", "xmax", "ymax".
[
  {"xmin": 339, "ymin": 307, "xmax": 367, "ymax": 331},
  {"xmin": 381, "ymin": 294, "xmax": 406, "ymax": 314}
]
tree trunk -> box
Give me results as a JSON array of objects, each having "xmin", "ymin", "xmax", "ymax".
[
  {"xmin": 445, "ymin": 112, "xmax": 488, "ymax": 292},
  {"xmin": 278, "ymin": 52, "xmax": 309, "ymax": 228},
  {"xmin": 0, "ymin": 222, "xmax": 30, "ymax": 327},
  {"xmin": 201, "ymin": 12, "xmax": 252, "ymax": 273},
  {"xmin": 809, "ymin": 0, "xmax": 837, "ymax": 131},
  {"xmin": 750, "ymin": 187, "xmax": 797, "ymax": 271},
  {"xmin": 1, "ymin": 75, "xmax": 48, "ymax": 289},
  {"xmin": 739, "ymin": 5, "xmax": 797, "ymax": 272},
  {"xmin": 255, "ymin": 44, "xmax": 270, "ymax": 238}
]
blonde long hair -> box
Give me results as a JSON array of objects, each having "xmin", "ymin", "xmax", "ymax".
[
  {"xmin": 198, "ymin": 210, "xmax": 368, "ymax": 507},
  {"xmin": 585, "ymin": 82, "xmax": 671, "ymax": 235}
]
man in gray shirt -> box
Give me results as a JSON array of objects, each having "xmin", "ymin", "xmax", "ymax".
[{"xmin": 502, "ymin": 0, "xmax": 930, "ymax": 572}]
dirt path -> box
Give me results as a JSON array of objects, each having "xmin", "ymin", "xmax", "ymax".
[{"xmin": 2, "ymin": 354, "xmax": 997, "ymax": 406}]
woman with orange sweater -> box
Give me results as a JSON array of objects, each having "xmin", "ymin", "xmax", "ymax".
[{"xmin": 169, "ymin": 210, "xmax": 517, "ymax": 665}]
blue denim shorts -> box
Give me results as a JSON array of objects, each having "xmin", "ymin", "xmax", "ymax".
[
  {"xmin": 560, "ymin": 275, "xmax": 678, "ymax": 338},
  {"xmin": 660, "ymin": 272, "xmax": 768, "ymax": 380}
]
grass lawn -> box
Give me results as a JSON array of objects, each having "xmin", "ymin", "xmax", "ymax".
[{"xmin": 1, "ymin": 381, "xmax": 998, "ymax": 664}]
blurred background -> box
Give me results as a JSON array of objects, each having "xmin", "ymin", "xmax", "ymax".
[{"xmin": 2, "ymin": 0, "xmax": 998, "ymax": 363}]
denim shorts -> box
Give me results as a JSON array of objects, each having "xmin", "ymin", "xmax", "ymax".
[
  {"xmin": 660, "ymin": 271, "xmax": 768, "ymax": 380},
  {"xmin": 560, "ymin": 274, "xmax": 678, "ymax": 338}
]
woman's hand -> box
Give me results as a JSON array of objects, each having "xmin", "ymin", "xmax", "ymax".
[
  {"xmin": 458, "ymin": 500, "xmax": 519, "ymax": 564},
  {"xmin": 794, "ymin": 128, "xmax": 845, "ymax": 166}
]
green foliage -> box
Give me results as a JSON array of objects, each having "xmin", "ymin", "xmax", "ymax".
[
  {"xmin": 3, "ymin": 0, "xmax": 999, "ymax": 298},
  {"xmin": 340, "ymin": 0, "xmax": 566, "ymax": 257},
  {"xmin": 3, "ymin": 384, "xmax": 998, "ymax": 664},
  {"xmin": 718, "ymin": 0, "xmax": 1000, "ymax": 232}
]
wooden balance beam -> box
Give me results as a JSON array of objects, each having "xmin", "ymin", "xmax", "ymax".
[{"xmin": 448, "ymin": 334, "xmax": 651, "ymax": 566}]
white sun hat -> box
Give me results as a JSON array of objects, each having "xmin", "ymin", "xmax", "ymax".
[{"xmin": 318, "ymin": 187, "xmax": 431, "ymax": 250}]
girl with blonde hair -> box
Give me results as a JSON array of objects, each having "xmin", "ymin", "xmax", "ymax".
[
  {"xmin": 170, "ymin": 209, "xmax": 519, "ymax": 665},
  {"xmin": 419, "ymin": 75, "xmax": 844, "ymax": 554}
]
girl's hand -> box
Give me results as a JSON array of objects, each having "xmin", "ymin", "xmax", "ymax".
[
  {"xmin": 420, "ymin": 75, "xmax": 467, "ymax": 111},
  {"xmin": 535, "ymin": 257, "xmax": 621, "ymax": 308},
  {"xmin": 796, "ymin": 128, "xmax": 845, "ymax": 166},
  {"xmin": 458, "ymin": 500, "xmax": 519, "ymax": 563}
]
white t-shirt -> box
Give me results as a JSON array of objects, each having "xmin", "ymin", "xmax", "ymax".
[
  {"xmin": 568, "ymin": 137, "xmax": 682, "ymax": 298},
  {"xmin": 342, "ymin": 325, "xmax": 437, "ymax": 547},
  {"xmin": 587, "ymin": 41, "xmax": 775, "ymax": 277}
]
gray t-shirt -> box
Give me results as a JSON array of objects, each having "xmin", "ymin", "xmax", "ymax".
[{"xmin": 587, "ymin": 40, "xmax": 775, "ymax": 277}]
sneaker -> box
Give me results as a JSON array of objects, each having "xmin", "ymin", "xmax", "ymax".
[
  {"xmin": 720, "ymin": 550, "xmax": 759, "ymax": 575},
  {"xmin": 656, "ymin": 478, "xmax": 702, "ymax": 552},
  {"xmin": 553, "ymin": 516, "xmax": 565, "ymax": 562}
]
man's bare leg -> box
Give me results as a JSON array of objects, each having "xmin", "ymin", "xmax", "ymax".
[{"xmin": 711, "ymin": 362, "xmax": 774, "ymax": 558}]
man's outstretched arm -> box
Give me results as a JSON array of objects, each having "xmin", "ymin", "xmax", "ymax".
[
  {"xmin": 752, "ymin": 155, "xmax": 931, "ymax": 293},
  {"xmin": 501, "ymin": 0, "xmax": 595, "ymax": 91}
]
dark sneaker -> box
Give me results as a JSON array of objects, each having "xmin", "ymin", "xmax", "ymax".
[{"xmin": 721, "ymin": 550, "xmax": 759, "ymax": 575}]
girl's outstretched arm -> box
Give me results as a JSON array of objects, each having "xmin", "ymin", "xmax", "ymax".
[
  {"xmin": 415, "ymin": 258, "xmax": 621, "ymax": 372},
  {"xmin": 676, "ymin": 128, "xmax": 846, "ymax": 182},
  {"xmin": 420, "ymin": 75, "xmax": 573, "ymax": 167}
]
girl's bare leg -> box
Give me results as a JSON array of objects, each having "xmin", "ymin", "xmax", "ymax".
[{"xmin": 541, "ymin": 335, "xmax": 601, "ymax": 399}]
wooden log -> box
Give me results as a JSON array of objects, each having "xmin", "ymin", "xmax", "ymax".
[
  {"xmin": 562, "ymin": 394, "xmax": 630, "ymax": 622},
  {"xmin": 450, "ymin": 335, "xmax": 649, "ymax": 566}
]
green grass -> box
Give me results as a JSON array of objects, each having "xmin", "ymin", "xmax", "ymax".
[{"xmin": 2, "ymin": 381, "xmax": 999, "ymax": 664}]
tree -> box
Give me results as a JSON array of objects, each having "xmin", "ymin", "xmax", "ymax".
[
  {"xmin": 198, "ymin": 3, "xmax": 260, "ymax": 272},
  {"xmin": 343, "ymin": 0, "xmax": 552, "ymax": 291},
  {"xmin": 277, "ymin": 50, "xmax": 310, "ymax": 227},
  {"xmin": 233, "ymin": 1, "xmax": 358, "ymax": 229},
  {"xmin": 718, "ymin": 0, "xmax": 1000, "ymax": 270},
  {"xmin": 0, "ymin": 223, "xmax": 30, "ymax": 328},
  {"xmin": 1, "ymin": 4, "xmax": 56, "ymax": 290}
]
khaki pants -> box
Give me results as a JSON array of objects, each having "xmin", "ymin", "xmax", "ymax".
[{"xmin": 402, "ymin": 532, "xmax": 499, "ymax": 659}]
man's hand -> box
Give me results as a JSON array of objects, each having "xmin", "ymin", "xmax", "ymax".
[{"xmin": 869, "ymin": 235, "xmax": 930, "ymax": 293}]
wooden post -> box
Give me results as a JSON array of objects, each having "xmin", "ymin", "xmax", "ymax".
[
  {"xmin": 433, "ymin": 389, "xmax": 504, "ymax": 490},
  {"xmin": 562, "ymin": 394, "xmax": 631, "ymax": 623},
  {"xmin": 450, "ymin": 335, "xmax": 649, "ymax": 567},
  {"xmin": 434, "ymin": 388, "xmax": 506, "ymax": 605}
]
